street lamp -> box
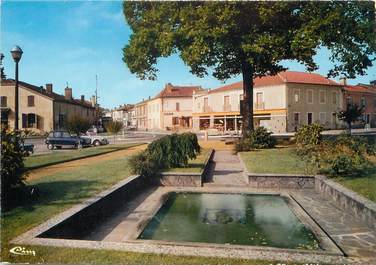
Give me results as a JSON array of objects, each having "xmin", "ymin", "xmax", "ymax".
[{"xmin": 10, "ymin": 45, "xmax": 23, "ymax": 130}]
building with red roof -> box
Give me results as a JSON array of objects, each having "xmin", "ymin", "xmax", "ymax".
[
  {"xmin": 0, "ymin": 78, "xmax": 98, "ymax": 132},
  {"xmin": 134, "ymin": 83, "xmax": 203, "ymax": 131},
  {"xmin": 342, "ymin": 78, "xmax": 376, "ymax": 128},
  {"xmin": 192, "ymin": 71, "xmax": 344, "ymax": 133}
]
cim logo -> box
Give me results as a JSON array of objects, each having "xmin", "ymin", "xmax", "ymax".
[{"xmin": 9, "ymin": 246, "xmax": 36, "ymax": 256}]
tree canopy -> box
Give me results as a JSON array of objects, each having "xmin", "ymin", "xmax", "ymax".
[{"xmin": 123, "ymin": 1, "xmax": 376, "ymax": 133}]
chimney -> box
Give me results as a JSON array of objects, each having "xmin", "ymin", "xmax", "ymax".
[
  {"xmin": 46, "ymin": 83, "xmax": 53, "ymax": 93},
  {"xmin": 64, "ymin": 87, "xmax": 72, "ymax": 100},
  {"xmin": 91, "ymin": 95, "xmax": 96, "ymax": 107},
  {"xmin": 166, "ymin": 83, "xmax": 173, "ymax": 91},
  {"xmin": 339, "ymin": 77, "xmax": 347, "ymax": 86},
  {"xmin": 81, "ymin": 95, "xmax": 85, "ymax": 102}
]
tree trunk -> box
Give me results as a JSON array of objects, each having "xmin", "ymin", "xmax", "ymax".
[
  {"xmin": 241, "ymin": 59, "xmax": 254, "ymax": 137},
  {"xmin": 348, "ymin": 122, "xmax": 352, "ymax": 135}
]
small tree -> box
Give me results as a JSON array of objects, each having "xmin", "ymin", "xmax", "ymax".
[
  {"xmin": 66, "ymin": 116, "xmax": 92, "ymax": 136},
  {"xmin": 1, "ymin": 129, "xmax": 29, "ymax": 208},
  {"xmin": 338, "ymin": 104, "xmax": 364, "ymax": 134},
  {"xmin": 105, "ymin": 121, "xmax": 123, "ymax": 143}
]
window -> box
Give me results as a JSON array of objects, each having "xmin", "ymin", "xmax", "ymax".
[
  {"xmin": 332, "ymin": 112, "xmax": 337, "ymax": 125},
  {"xmin": 319, "ymin": 91, "xmax": 326, "ymax": 104},
  {"xmin": 347, "ymin": 96, "xmax": 353, "ymax": 106},
  {"xmin": 319, "ymin": 112, "xmax": 326, "ymax": 124},
  {"xmin": 172, "ymin": 117, "xmax": 179, "ymax": 125},
  {"xmin": 224, "ymin": 96, "xmax": 230, "ymax": 111},
  {"xmin": 54, "ymin": 131, "xmax": 62, "ymax": 138},
  {"xmin": 22, "ymin": 113, "xmax": 36, "ymax": 128},
  {"xmin": 293, "ymin": 112, "xmax": 300, "ymax": 124},
  {"xmin": 256, "ymin": 92, "xmax": 263, "ymax": 109},
  {"xmin": 176, "ymin": 102, "xmax": 180, "ymax": 111},
  {"xmin": 294, "ymin": 89, "xmax": 300, "ymax": 103},
  {"xmin": 27, "ymin": 113, "xmax": 36, "ymax": 127},
  {"xmin": 62, "ymin": 132, "xmax": 71, "ymax": 138},
  {"xmin": 361, "ymin": 97, "xmax": 366, "ymax": 108},
  {"xmin": 307, "ymin": 90, "xmax": 313, "ymax": 104},
  {"xmin": 204, "ymin": 97, "xmax": 209, "ymax": 112},
  {"xmin": 27, "ymin": 96, "xmax": 35, "ymax": 107},
  {"xmin": 332, "ymin": 91, "xmax": 338, "ymax": 105},
  {"xmin": 307, "ymin": 113, "xmax": 313, "ymax": 125},
  {"xmin": 58, "ymin": 114, "xmax": 65, "ymax": 129},
  {"xmin": 0, "ymin": 96, "xmax": 7, "ymax": 107}
]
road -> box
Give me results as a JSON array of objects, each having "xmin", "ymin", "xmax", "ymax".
[{"xmin": 24, "ymin": 132, "xmax": 165, "ymax": 155}]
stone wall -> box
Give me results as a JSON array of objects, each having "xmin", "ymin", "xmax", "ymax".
[
  {"xmin": 315, "ymin": 175, "xmax": 376, "ymax": 230},
  {"xmin": 157, "ymin": 173, "xmax": 202, "ymax": 187},
  {"xmin": 158, "ymin": 149, "xmax": 214, "ymax": 187},
  {"xmin": 38, "ymin": 175, "xmax": 151, "ymax": 239},
  {"xmin": 247, "ymin": 174, "xmax": 315, "ymax": 189}
]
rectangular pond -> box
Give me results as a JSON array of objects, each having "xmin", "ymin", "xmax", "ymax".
[{"xmin": 139, "ymin": 192, "xmax": 319, "ymax": 250}]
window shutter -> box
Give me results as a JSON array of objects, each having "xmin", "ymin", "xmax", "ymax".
[{"xmin": 22, "ymin": 114, "xmax": 27, "ymax": 128}]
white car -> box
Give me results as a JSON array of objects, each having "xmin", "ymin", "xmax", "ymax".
[{"xmin": 81, "ymin": 134, "xmax": 109, "ymax": 146}]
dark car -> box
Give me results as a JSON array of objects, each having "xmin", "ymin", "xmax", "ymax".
[
  {"xmin": 22, "ymin": 143, "xmax": 34, "ymax": 154},
  {"xmin": 45, "ymin": 131, "xmax": 91, "ymax": 150}
]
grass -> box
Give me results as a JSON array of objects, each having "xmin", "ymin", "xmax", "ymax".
[
  {"xmin": 239, "ymin": 147, "xmax": 376, "ymax": 202},
  {"xmin": 24, "ymin": 143, "xmax": 140, "ymax": 169},
  {"xmin": 166, "ymin": 148, "xmax": 211, "ymax": 173},
  {"xmin": 1, "ymin": 146, "xmax": 289, "ymax": 265},
  {"xmin": 239, "ymin": 148, "xmax": 310, "ymax": 174},
  {"xmin": 334, "ymin": 175, "xmax": 376, "ymax": 202}
]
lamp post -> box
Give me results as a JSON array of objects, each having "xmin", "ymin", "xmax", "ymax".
[{"xmin": 10, "ymin": 45, "xmax": 23, "ymax": 130}]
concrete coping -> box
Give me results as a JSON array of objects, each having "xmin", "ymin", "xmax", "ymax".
[
  {"xmin": 315, "ymin": 175, "xmax": 376, "ymax": 212},
  {"xmin": 160, "ymin": 149, "xmax": 214, "ymax": 177},
  {"xmin": 247, "ymin": 173, "xmax": 315, "ymax": 178},
  {"xmin": 161, "ymin": 172, "xmax": 201, "ymax": 176}
]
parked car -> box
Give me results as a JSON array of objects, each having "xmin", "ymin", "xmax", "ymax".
[
  {"xmin": 22, "ymin": 143, "xmax": 34, "ymax": 154},
  {"xmin": 81, "ymin": 134, "xmax": 109, "ymax": 146},
  {"xmin": 45, "ymin": 131, "xmax": 91, "ymax": 150}
]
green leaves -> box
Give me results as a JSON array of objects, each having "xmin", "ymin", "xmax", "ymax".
[{"xmin": 123, "ymin": 2, "xmax": 375, "ymax": 81}]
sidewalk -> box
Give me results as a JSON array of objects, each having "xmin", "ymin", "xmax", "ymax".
[{"xmin": 204, "ymin": 150, "xmax": 247, "ymax": 186}]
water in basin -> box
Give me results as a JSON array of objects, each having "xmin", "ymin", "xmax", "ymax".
[{"xmin": 138, "ymin": 193, "xmax": 319, "ymax": 250}]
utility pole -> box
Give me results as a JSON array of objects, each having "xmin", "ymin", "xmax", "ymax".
[{"xmin": 95, "ymin": 75, "xmax": 100, "ymax": 127}]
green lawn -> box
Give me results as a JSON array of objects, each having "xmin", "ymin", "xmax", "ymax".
[
  {"xmin": 239, "ymin": 148, "xmax": 311, "ymax": 174},
  {"xmin": 166, "ymin": 148, "xmax": 211, "ymax": 173},
  {"xmin": 335, "ymin": 175, "xmax": 376, "ymax": 202},
  {"xmin": 25, "ymin": 143, "xmax": 140, "ymax": 169},
  {"xmin": 239, "ymin": 148, "xmax": 376, "ymax": 202}
]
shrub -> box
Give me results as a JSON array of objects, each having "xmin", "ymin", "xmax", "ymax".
[
  {"xmin": 146, "ymin": 133, "xmax": 200, "ymax": 168},
  {"xmin": 299, "ymin": 134, "xmax": 374, "ymax": 176},
  {"xmin": 179, "ymin": 132, "xmax": 201, "ymax": 162},
  {"xmin": 105, "ymin": 121, "xmax": 123, "ymax": 143},
  {"xmin": 235, "ymin": 126, "xmax": 276, "ymax": 152},
  {"xmin": 1, "ymin": 129, "xmax": 29, "ymax": 208},
  {"xmin": 320, "ymin": 134, "xmax": 373, "ymax": 176},
  {"xmin": 296, "ymin": 123, "xmax": 324, "ymax": 147},
  {"xmin": 66, "ymin": 115, "xmax": 92, "ymax": 135},
  {"xmin": 129, "ymin": 133, "xmax": 201, "ymax": 178},
  {"xmin": 129, "ymin": 152, "xmax": 160, "ymax": 179}
]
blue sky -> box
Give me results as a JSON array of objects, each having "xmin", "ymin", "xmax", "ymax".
[{"xmin": 1, "ymin": 1, "xmax": 376, "ymax": 109}]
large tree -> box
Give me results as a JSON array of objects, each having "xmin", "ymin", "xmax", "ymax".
[{"xmin": 122, "ymin": 1, "xmax": 376, "ymax": 135}]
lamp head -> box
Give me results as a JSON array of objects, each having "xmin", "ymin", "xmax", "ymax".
[{"xmin": 11, "ymin": 45, "xmax": 23, "ymax": 63}]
